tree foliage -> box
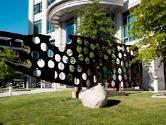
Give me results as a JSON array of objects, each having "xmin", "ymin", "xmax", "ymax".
[
  {"xmin": 131, "ymin": 0, "xmax": 166, "ymax": 65},
  {"xmin": 0, "ymin": 48, "xmax": 17, "ymax": 81},
  {"xmin": 76, "ymin": 0, "xmax": 116, "ymax": 43}
]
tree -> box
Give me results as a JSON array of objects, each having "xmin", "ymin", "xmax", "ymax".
[
  {"xmin": 0, "ymin": 48, "xmax": 17, "ymax": 81},
  {"xmin": 130, "ymin": 0, "xmax": 166, "ymax": 65},
  {"xmin": 76, "ymin": 0, "xmax": 116, "ymax": 43}
]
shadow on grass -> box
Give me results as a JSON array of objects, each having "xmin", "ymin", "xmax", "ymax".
[
  {"xmin": 60, "ymin": 98, "xmax": 75, "ymax": 101},
  {"xmin": 105, "ymin": 99, "xmax": 121, "ymax": 108},
  {"xmin": 0, "ymin": 123, "xmax": 3, "ymax": 125}
]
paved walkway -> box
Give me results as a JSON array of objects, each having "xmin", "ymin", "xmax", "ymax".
[{"xmin": 0, "ymin": 88, "xmax": 73, "ymax": 97}]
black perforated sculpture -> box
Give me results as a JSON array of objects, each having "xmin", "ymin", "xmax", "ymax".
[{"xmin": 0, "ymin": 31, "xmax": 141, "ymax": 91}]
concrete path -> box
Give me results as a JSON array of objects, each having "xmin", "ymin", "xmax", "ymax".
[{"xmin": 0, "ymin": 88, "xmax": 73, "ymax": 97}]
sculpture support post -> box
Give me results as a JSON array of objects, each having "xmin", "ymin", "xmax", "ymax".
[{"xmin": 76, "ymin": 85, "xmax": 82, "ymax": 98}]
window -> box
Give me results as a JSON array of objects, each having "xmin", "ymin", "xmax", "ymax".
[
  {"xmin": 47, "ymin": 21, "xmax": 55, "ymax": 33},
  {"xmin": 34, "ymin": 20, "xmax": 42, "ymax": 34},
  {"xmin": 48, "ymin": 0, "xmax": 55, "ymax": 6},
  {"xmin": 66, "ymin": 17, "xmax": 77, "ymax": 43},
  {"xmin": 123, "ymin": 11, "xmax": 136, "ymax": 43},
  {"xmin": 34, "ymin": 2, "xmax": 42, "ymax": 15}
]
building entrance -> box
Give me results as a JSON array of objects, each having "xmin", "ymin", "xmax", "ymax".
[{"xmin": 66, "ymin": 18, "xmax": 74, "ymax": 44}]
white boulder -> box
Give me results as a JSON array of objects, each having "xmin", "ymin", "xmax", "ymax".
[{"xmin": 79, "ymin": 84, "xmax": 108, "ymax": 108}]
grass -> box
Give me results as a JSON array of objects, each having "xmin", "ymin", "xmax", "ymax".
[{"xmin": 0, "ymin": 91, "xmax": 166, "ymax": 125}]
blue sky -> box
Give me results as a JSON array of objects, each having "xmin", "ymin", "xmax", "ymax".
[{"xmin": 0, "ymin": 0, "xmax": 28, "ymax": 35}]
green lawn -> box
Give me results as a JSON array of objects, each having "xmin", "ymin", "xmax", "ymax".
[{"xmin": 0, "ymin": 91, "xmax": 166, "ymax": 125}]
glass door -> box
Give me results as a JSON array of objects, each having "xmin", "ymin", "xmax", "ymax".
[{"xmin": 66, "ymin": 18, "xmax": 74, "ymax": 44}]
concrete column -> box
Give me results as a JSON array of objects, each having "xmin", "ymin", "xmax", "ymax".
[
  {"xmin": 154, "ymin": 75, "xmax": 158, "ymax": 93},
  {"xmin": 28, "ymin": 0, "xmax": 34, "ymax": 34},
  {"xmin": 52, "ymin": 83, "xmax": 57, "ymax": 91},
  {"xmin": 8, "ymin": 83, "xmax": 13, "ymax": 96},
  {"xmin": 114, "ymin": 10, "xmax": 123, "ymax": 43},
  {"xmin": 42, "ymin": 0, "xmax": 48, "ymax": 34},
  {"xmin": 26, "ymin": 81, "xmax": 29, "ymax": 89}
]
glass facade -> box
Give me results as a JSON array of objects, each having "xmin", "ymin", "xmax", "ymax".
[
  {"xmin": 34, "ymin": 2, "xmax": 42, "ymax": 15},
  {"xmin": 123, "ymin": 11, "xmax": 135, "ymax": 43},
  {"xmin": 48, "ymin": 0, "xmax": 55, "ymax": 6},
  {"xmin": 66, "ymin": 18, "xmax": 75, "ymax": 43},
  {"xmin": 47, "ymin": 21, "xmax": 55, "ymax": 33},
  {"xmin": 34, "ymin": 20, "xmax": 42, "ymax": 34}
]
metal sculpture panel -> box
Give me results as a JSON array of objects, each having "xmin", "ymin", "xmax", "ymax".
[{"xmin": 0, "ymin": 31, "xmax": 141, "ymax": 90}]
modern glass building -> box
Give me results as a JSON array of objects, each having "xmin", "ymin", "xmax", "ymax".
[{"xmin": 28, "ymin": 0, "xmax": 166, "ymax": 91}]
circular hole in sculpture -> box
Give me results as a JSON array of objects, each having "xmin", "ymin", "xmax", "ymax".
[
  {"xmin": 90, "ymin": 43, "xmax": 95, "ymax": 50},
  {"xmin": 55, "ymin": 54, "xmax": 61, "ymax": 62},
  {"xmin": 77, "ymin": 65, "xmax": 82, "ymax": 72},
  {"xmin": 82, "ymin": 73, "xmax": 87, "ymax": 81},
  {"xmin": 112, "ymin": 54, "xmax": 116, "ymax": 59},
  {"xmin": 104, "ymin": 55, "xmax": 108, "ymax": 60},
  {"xmin": 54, "ymin": 71, "xmax": 58, "ymax": 79},
  {"xmin": 58, "ymin": 62, "xmax": 65, "ymax": 70},
  {"xmin": 62, "ymin": 55, "xmax": 69, "ymax": 64},
  {"xmin": 78, "ymin": 54, "xmax": 84, "ymax": 61},
  {"xmin": 118, "ymin": 75, "xmax": 122, "ymax": 81},
  {"xmin": 40, "ymin": 43, "xmax": 47, "ymax": 51},
  {"xmin": 118, "ymin": 68, "xmax": 122, "ymax": 74},
  {"xmin": 83, "ymin": 47, "xmax": 89, "ymax": 55},
  {"xmin": 99, "ymin": 59, "xmax": 103, "ymax": 66},
  {"xmin": 31, "ymin": 51, "xmax": 39, "ymax": 60},
  {"xmin": 127, "ymin": 47, "xmax": 130, "ymax": 52},
  {"xmin": 84, "ymin": 40, "xmax": 89, "ymax": 46},
  {"xmin": 130, "ymin": 51, "xmax": 134, "ymax": 55},
  {"xmin": 87, "ymin": 69, "xmax": 92, "ymax": 76},
  {"xmin": 69, "ymin": 65, "xmax": 75, "ymax": 72},
  {"xmin": 37, "ymin": 59, "xmax": 45, "ymax": 68},
  {"xmin": 77, "ymin": 37, "xmax": 82, "ymax": 44},
  {"xmin": 32, "ymin": 36, "xmax": 40, "ymax": 44},
  {"xmin": 111, "ymin": 81, "xmax": 115, "ymax": 87},
  {"xmin": 67, "ymin": 49, "xmax": 73, "ymax": 56},
  {"xmin": 113, "ymin": 74, "xmax": 116, "ymax": 80},
  {"xmin": 33, "ymin": 68, "xmax": 41, "ymax": 77},
  {"xmin": 121, "ymin": 61, "xmax": 124, "ymax": 66},
  {"xmin": 123, "ymin": 67, "xmax": 126, "ymax": 73},
  {"xmin": 85, "ymin": 57, "xmax": 90, "ymax": 64},
  {"xmin": 48, "ymin": 60, "xmax": 55, "ymax": 68},
  {"xmin": 89, "ymin": 52, "xmax": 94, "ymax": 59},
  {"xmin": 67, "ymin": 74, "xmax": 73, "ymax": 81},
  {"xmin": 86, "ymin": 80, "xmax": 91, "ymax": 87},
  {"xmin": 125, "ymin": 62, "xmax": 129, "ymax": 67},
  {"xmin": 116, "ymin": 58, "xmax": 120, "ymax": 64},
  {"xmin": 59, "ymin": 72, "xmax": 66, "ymax": 80},
  {"xmin": 124, "ymin": 74, "xmax": 128, "ymax": 80},
  {"xmin": 99, "ymin": 51, "xmax": 103, "ymax": 58},
  {"xmin": 74, "ymin": 78, "xmax": 80, "ymax": 85},
  {"xmin": 76, "ymin": 45, "xmax": 82, "ymax": 53},
  {"xmin": 70, "ymin": 57, "xmax": 76, "ymax": 64},
  {"xmin": 113, "ymin": 68, "xmax": 116, "ymax": 73},
  {"xmin": 47, "ymin": 49, "xmax": 54, "ymax": 58},
  {"xmin": 118, "ymin": 52, "xmax": 122, "ymax": 58}
]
